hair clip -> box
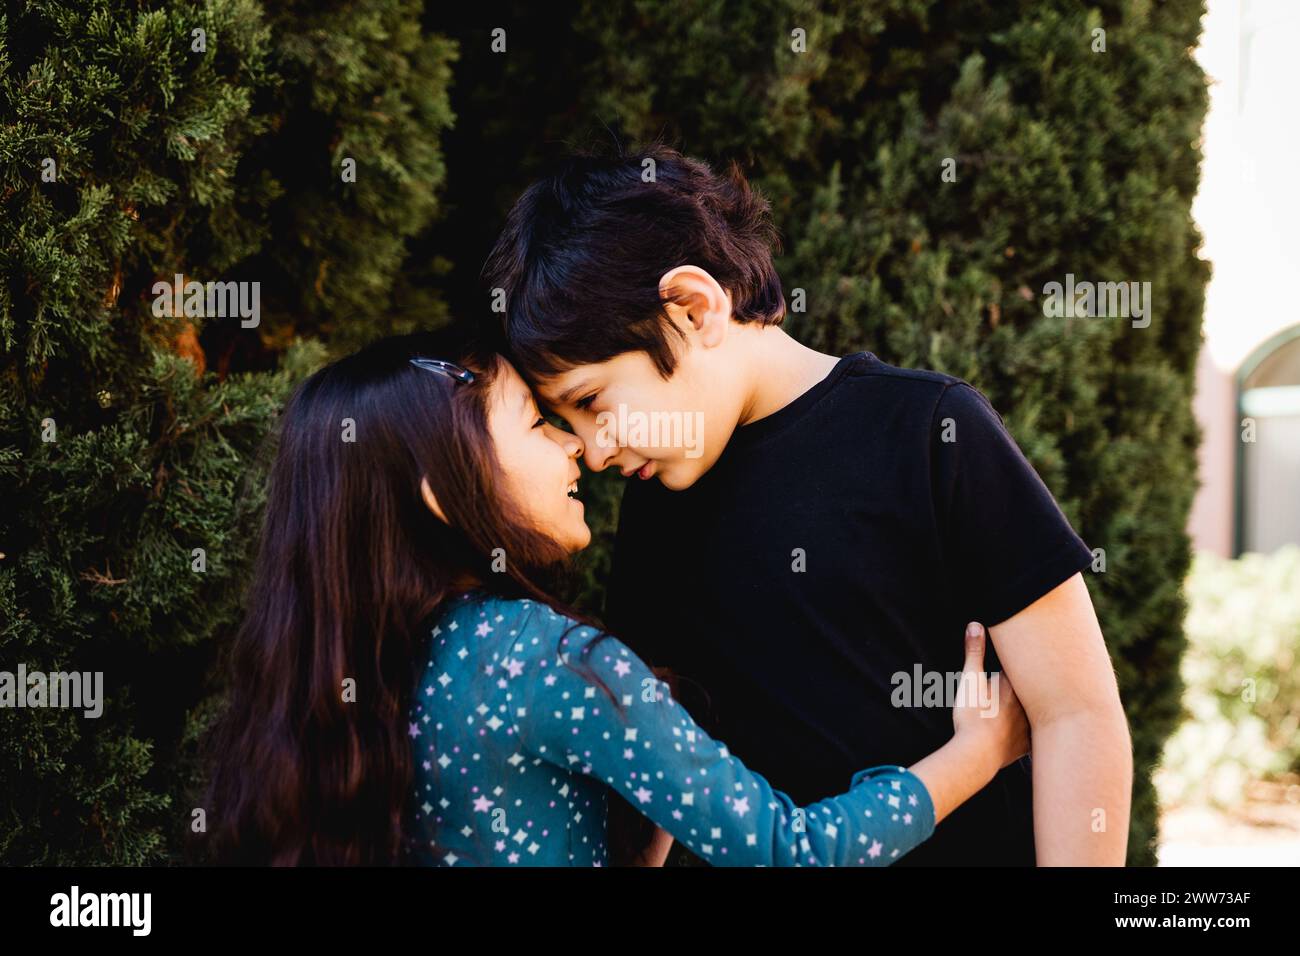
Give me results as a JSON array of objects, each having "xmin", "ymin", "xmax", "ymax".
[{"xmin": 409, "ymin": 357, "xmax": 475, "ymax": 384}]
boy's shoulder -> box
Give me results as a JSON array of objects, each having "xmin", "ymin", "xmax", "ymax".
[
  {"xmin": 844, "ymin": 351, "xmax": 969, "ymax": 396},
  {"xmin": 830, "ymin": 352, "xmax": 999, "ymax": 431}
]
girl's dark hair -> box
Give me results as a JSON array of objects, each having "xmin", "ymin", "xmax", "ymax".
[
  {"xmin": 196, "ymin": 330, "xmax": 617, "ymax": 866},
  {"xmin": 482, "ymin": 141, "xmax": 785, "ymax": 382}
]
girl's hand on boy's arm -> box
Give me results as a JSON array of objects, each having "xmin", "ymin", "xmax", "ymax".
[{"xmin": 907, "ymin": 622, "xmax": 1030, "ymax": 825}]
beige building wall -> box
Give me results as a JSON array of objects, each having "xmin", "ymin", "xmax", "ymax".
[
  {"xmin": 1189, "ymin": 350, "xmax": 1235, "ymax": 557},
  {"xmin": 1188, "ymin": 0, "xmax": 1300, "ymax": 557}
]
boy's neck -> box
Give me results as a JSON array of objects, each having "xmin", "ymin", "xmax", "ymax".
[{"xmin": 735, "ymin": 325, "xmax": 842, "ymax": 428}]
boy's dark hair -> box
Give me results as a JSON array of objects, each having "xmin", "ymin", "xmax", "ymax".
[{"xmin": 482, "ymin": 142, "xmax": 785, "ymax": 381}]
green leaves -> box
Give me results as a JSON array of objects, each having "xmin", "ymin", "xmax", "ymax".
[{"xmin": 0, "ymin": 0, "xmax": 448, "ymax": 863}]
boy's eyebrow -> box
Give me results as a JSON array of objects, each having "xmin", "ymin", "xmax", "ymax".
[{"xmin": 551, "ymin": 380, "xmax": 593, "ymax": 407}]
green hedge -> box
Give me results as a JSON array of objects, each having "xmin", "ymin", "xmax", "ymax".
[
  {"xmin": 0, "ymin": 0, "xmax": 453, "ymax": 863},
  {"xmin": 1, "ymin": 1, "xmax": 1207, "ymax": 865}
]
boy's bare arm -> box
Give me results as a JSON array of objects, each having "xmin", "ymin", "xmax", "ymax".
[{"xmin": 987, "ymin": 572, "xmax": 1133, "ymax": 865}]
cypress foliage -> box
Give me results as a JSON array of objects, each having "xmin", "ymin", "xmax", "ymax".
[
  {"xmin": 2, "ymin": 0, "xmax": 1207, "ymax": 865},
  {"xmin": 0, "ymin": 0, "xmax": 452, "ymax": 862}
]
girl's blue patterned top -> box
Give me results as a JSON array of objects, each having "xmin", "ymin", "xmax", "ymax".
[{"xmin": 406, "ymin": 590, "xmax": 936, "ymax": 866}]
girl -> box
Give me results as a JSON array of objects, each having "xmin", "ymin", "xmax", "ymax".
[{"xmin": 200, "ymin": 332, "xmax": 1028, "ymax": 866}]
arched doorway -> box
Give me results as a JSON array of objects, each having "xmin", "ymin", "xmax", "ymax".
[{"xmin": 1235, "ymin": 325, "xmax": 1300, "ymax": 554}]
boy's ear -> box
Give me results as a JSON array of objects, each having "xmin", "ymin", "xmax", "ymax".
[
  {"xmin": 420, "ymin": 476, "xmax": 450, "ymax": 524},
  {"xmin": 659, "ymin": 265, "xmax": 732, "ymax": 349}
]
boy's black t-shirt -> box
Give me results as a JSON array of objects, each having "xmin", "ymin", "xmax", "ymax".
[{"xmin": 604, "ymin": 351, "xmax": 1094, "ymax": 866}]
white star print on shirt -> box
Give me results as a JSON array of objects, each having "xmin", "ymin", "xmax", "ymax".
[{"xmin": 409, "ymin": 593, "xmax": 937, "ymax": 866}]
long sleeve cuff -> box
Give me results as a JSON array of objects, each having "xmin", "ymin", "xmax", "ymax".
[{"xmin": 849, "ymin": 764, "xmax": 937, "ymax": 839}]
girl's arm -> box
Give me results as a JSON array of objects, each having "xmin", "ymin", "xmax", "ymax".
[{"xmin": 509, "ymin": 609, "xmax": 1002, "ymax": 866}]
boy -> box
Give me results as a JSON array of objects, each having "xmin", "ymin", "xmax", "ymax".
[{"xmin": 484, "ymin": 144, "xmax": 1132, "ymax": 865}]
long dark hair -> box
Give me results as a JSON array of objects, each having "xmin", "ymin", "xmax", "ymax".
[{"xmin": 196, "ymin": 331, "xmax": 610, "ymax": 865}]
